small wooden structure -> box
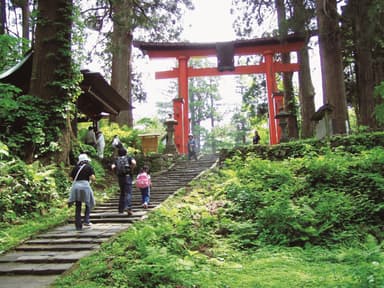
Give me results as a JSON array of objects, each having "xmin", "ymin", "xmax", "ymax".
[{"xmin": 139, "ymin": 133, "xmax": 160, "ymax": 155}]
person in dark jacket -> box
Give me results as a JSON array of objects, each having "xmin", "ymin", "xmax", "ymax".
[
  {"xmin": 111, "ymin": 147, "xmax": 136, "ymax": 215},
  {"xmin": 253, "ymin": 130, "xmax": 261, "ymax": 144},
  {"xmin": 187, "ymin": 134, "xmax": 198, "ymax": 160},
  {"xmin": 68, "ymin": 153, "xmax": 96, "ymax": 231}
]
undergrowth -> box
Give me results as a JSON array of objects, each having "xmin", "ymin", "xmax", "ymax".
[{"xmin": 54, "ymin": 144, "xmax": 384, "ymax": 287}]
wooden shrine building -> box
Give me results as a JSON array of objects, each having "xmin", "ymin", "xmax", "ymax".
[{"xmin": 0, "ymin": 50, "xmax": 131, "ymax": 132}]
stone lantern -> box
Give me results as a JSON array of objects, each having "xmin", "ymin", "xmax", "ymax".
[
  {"xmin": 164, "ymin": 114, "xmax": 178, "ymax": 154},
  {"xmin": 275, "ymin": 110, "xmax": 290, "ymax": 143}
]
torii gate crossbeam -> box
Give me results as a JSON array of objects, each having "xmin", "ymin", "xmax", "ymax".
[{"xmin": 134, "ymin": 35, "xmax": 305, "ymax": 154}]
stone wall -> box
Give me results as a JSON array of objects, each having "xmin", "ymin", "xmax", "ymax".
[{"xmin": 219, "ymin": 132, "xmax": 384, "ymax": 163}]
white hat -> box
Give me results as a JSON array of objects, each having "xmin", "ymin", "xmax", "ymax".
[{"xmin": 78, "ymin": 153, "xmax": 91, "ymax": 163}]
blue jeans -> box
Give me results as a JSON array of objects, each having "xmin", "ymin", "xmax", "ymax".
[
  {"xmin": 140, "ymin": 186, "xmax": 150, "ymax": 205},
  {"xmin": 75, "ymin": 201, "xmax": 90, "ymax": 230},
  {"xmin": 118, "ymin": 175, "xmax": 132, "ymax": 213}
]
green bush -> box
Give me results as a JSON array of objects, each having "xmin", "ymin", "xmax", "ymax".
[
  {"xmin": 0, "ymin": 85, "xmax": 44, "ymax": 158},
  {"xmin": 222, "ymin": 147, "xmax": 384, "ymax": 246},
  {"xmin": 0, "ymin": 157, "xmax": 61, "ymax": 223},
  {"xmin": 77, "ymin": 122, "xmax": 140, "ymax": 159},
  {"xmin": 220, "ymin": 131, "xmax": 384, "ymax": 162}
]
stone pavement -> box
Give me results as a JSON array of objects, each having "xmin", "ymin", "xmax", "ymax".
[{"xmin": 0, "ymin": 154, "xmax": 218, "ymax": 288}]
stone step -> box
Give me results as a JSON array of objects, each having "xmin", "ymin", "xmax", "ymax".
[
  {"xmin": 24, "ymin": 237, "xmax": 107, "ymax": 245},
  {"xmin": 15, "ymin": 243, "xmax": 100, "ymax": 252},
  {"xmin": 0, "ymin": 263, "xmax": 73, "ymax": 275},
  {"xmin": 35, "ymin": 231, "xmax": 117, "ymax": 239},
  {"xmin": 0, "ymin": 275, "xmax": 59, "ymax": 288},
  {"xmin": 0, "ymin": 251, "xmax": 92, "ymax": 264}
]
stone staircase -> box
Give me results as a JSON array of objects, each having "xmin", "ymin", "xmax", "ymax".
[{"xmin": 0, "ymin": 154, "xmax": 218, "ymax": 288}]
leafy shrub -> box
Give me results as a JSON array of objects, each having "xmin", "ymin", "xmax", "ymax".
[
  {"xmin": 222, "ymin": 147, "xmax": 384, "ymax": 246},
  {"xmin": 0, "ymin": 160, "xmax": 61, "ymax": 222},
  {"xmin": 0, "ymin": 83, "xmax": 63, "ymax": 160},
  {"xmin": 77, "ymin": 122, "xmax": 140, "ymax": 159},
  {"xmin": 0, "ymin": 34, "xmax": 28, "ymax": 72},
  {"xmin": 220, "ymin": 131, "xmax": 384, "ymax": 162}
]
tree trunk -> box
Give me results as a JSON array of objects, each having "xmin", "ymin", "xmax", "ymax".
[
  {"xmin": 293, "ymin": 0, "xmax": 316, "ymax": 138},
  {"xmin": 298, "ymin": 45, "xmax": 316, "ymax": 138},
  {"xmin": 21, "ymin": 0, "xmax": 30, "ymax": 41},
  {"xmin": 276, "ymin": 0, "xmax": 299, "ymax": 139},
  {"xmin": 10, "ymin": 0, "xmax": 29, "ymax": 40},
  {"xmin": 29, "ymin": 0, "xmax": 73, "ymax": 163},
  {"xmin": 0, "ymin": 0, "xmax": 5, "ymax": 34},
  {"xmin": 282, "ymin": 58, "xmax": 299, "ymax": 139},
  {"xmin": 209, "ymin": 91, "xmax": 216, "ymax": 153},
  {"xmin": 110, "ymin": 0, "xmax": 133, "ymax": 127},
  {"xmin": 316, "ymin": 0, "xmax": 348, "ymax": 134},
  {"xmin": 353, "ymin": 0, "xmax": 376, "ymax": 129}
]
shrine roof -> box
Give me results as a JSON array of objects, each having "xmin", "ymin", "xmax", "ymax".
[
  {"xmin": 0, "ymin": 51, "xmax": 131, "ymax": 119},
  {"xmin": 133, "ymin": 34, "xmax": 305, "ymax": 58}
]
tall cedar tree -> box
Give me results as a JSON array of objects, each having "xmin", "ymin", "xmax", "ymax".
[
  {"xmin": 110, "ymin": 0, "xmax": 133, "ymax": 126},
  {"xmin": 29, "ymin": 0, "xmax": 73, "ymax": 163},
  {"xmin": 292, "ymin": 0, "xmax": 316, "ymax": 138},
  {"xmin": 276, "ymin": 0, "xmax": 299, "ymax": 139},
  {"xmin": 316, "ymin": 0, "xmax": 347, "ymax": 134},
  {"xmin": 107, "ymin": 0, "xmax": 193, "ymax": 127},
  {"xmin": 342, "ymin": 0, "xmax": 384, "ymax": 129},
  {"xmin": 0, "ymin": 0, "xmax": 5, "ymax": 34}
]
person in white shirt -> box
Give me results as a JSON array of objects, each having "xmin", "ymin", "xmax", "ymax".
[{"xmin": 96, "ymin": 131, "xmax": 105, "ymax": 159}]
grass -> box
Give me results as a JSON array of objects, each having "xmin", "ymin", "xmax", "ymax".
[
  {"xmin": 188, "ymin": 248, "xmax": 356, "ymax": 287},
  {"xmin": 0, "ymin": 207, "xmax": 71, "ymax": 253}
]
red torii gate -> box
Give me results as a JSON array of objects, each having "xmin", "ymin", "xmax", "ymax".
[{"xmin": 133, "ymin": 35, "xmax": 305, "ymax": 154}]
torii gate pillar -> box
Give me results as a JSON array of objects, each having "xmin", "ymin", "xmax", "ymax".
[{"xmin": 173, "ymin": 56, "xmax": 190, "ymax": 154}]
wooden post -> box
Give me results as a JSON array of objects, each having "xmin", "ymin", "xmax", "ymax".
[
  {"xmin": 273, "ymin": 91, "xmax": 284, "ymax": 143},
  {"xmin": 177, "ymin": 56, "xmax": 189, "ymax": 154},
  {"xmin": 173, "ymin": 98, "xmax": 184, "ymax": 153}
]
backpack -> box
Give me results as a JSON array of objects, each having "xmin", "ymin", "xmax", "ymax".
[
  {"xmin": 116, "ymin": 156, "xmax": 130, "ymax": 176},
  {"xmin": 136, "ymin": 173, "xmax": 150, "ymax": 189}
]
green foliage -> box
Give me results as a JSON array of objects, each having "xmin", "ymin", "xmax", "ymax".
[
  {"xmin": 54, "ymin": 142, "xmax": 384, "ymax": 287},
  {"xmin": 0, "ymin": 153, "xmax": 62, "ymax": 223},
  {"xmin": 78, "ymin": 121, "xmax": 140, "ymax": 158},
  {"xmin": 374, "ymin": 81, "xmax": 384, "ymax": 125},
  {"xmin": 349, "ymin": 235, "xmax": 384, "ymax": 287},
  {"xmin": 0, "ymin": 35, "xmax": 29, "ymax": 72},
  {"xmin": 2, "ymin": 124, "xmax": 383, "ymax": 287},
  {"xmin": 222, "ymin": 146, "xmax": 384, "ymax": 246},
  {"xmin": 220, "ymin": 131, "xmax": 384, "ymax": 161},
  {"xmin": 54, "ymin": 163, "xmax": 72, "ymax": 198},
  {"xmin": 0, "ymin": 83, "xmax": 67, "ymax": 159},
  {"xmin": 0, "ymin": 139, "xmax": 115, "ymax": 249},
  {"xmin": 135, "ymin": 117, "xmax": 165, "ymax": 134},
  {"xmin": 54, "ymin": 202, "xmax": 217, "ymax": 287},
  {"xmin": 0, "ymin": 208, "xmax": 70, "ymax": 254}
]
